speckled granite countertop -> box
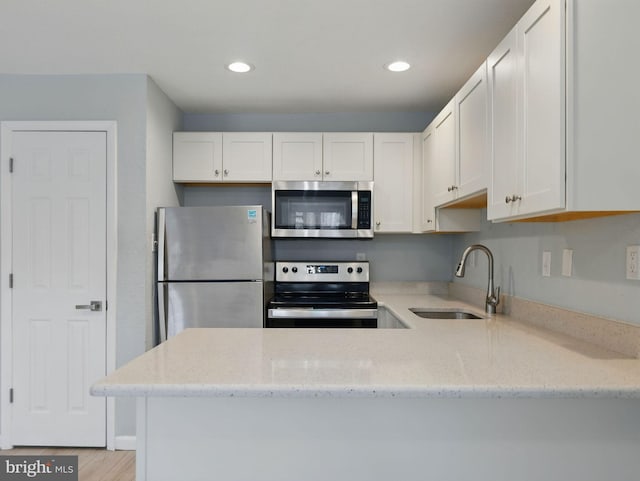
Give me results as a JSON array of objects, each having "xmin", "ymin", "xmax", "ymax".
[{"xmin": 91, "ymin": 291, "xmax": 640, "ymax": 399}]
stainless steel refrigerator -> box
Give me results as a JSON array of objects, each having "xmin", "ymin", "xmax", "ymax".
[{"xmin": 156, "ymin": 205, "xmax": 273, "ymax": 340}]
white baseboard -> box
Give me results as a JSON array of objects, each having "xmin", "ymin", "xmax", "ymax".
[{"xmin": 114, "ymin": 435, "xmax": 136, "ymax": 451}]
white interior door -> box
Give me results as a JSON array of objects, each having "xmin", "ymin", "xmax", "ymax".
[{"xmin": 11, "ymin": 131, "xmax": 107, "ymax": 446}]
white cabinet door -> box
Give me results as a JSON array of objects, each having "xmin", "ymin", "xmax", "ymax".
[
  {"xmin": 489, "ymin": 0, "xmax": 565, "ymax": 221},
  {"xmin": 431, "ymin": 100, "xmax": 457, "ymax": 206},
  {"xmin": 173, "ymin": 132, "xmax": 223, "ymax": 182},
  {"xmin": 517, "ymin": 0, "xmax": 565, "ymax": 216},
  {"xmin": 456, "ymin": 62, "xmax": 489, "ymax": 199},
  {"xmin": 373, "ymin": 133, "xmax": 414, "ymax": 233},
  {"xmin": 488, "ymin": 28, "xmax": 520, "ymax": 220},
  {"xmin": 272, "ymin": 132, "xmax": 323, "ymax": 181},
  {"xmin": 421, "ymin": 126, "xmax": 436, "ymax": 232},
  {"xmin": 222, "ymin": 133, "xmax": 273, "ymax": 182},
  {"xmin": 322, "ymin": 133, "xmax": 373, "ymax": 181}
]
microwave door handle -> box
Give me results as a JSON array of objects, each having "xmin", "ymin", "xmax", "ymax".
[{"xmin": 351, "ymin": 191, "xmax": 358, "ymax": 229}]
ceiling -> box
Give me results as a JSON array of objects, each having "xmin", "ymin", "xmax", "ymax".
[{"xmin": 0, "ymin": 0, "xmax": 535, "ymax": 114}]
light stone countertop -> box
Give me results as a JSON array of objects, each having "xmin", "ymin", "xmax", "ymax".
[{"xmin": 91, "ymin": 291, "xmax": 640, "ymax": 399}]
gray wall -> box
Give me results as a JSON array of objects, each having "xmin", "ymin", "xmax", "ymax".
[
  {"xmin": 0, "ymin": 73, "xmax": 148, "ymax": 361},
  {"xmin": 452, "ymin": 212, "xmax": 640, "ymax": 325},
  {"xmin": 183, "ymin": 111, "xmax": 434, "ymax": 132},
  {"xmin": 0, "ymin": 74, "xmax": 184, "ymax": 438},
  {"xmin": 145, "ymin": 78, "xmax": 183, "ymax": 349}
]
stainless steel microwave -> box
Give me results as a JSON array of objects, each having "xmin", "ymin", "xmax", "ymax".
[{"xmin": 271, "ymin": 181, "xmax": 374, "ymax": 238}]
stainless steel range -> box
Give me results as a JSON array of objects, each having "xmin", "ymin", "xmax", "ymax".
[{"xmin": 266, "ymin": 261, "xmax": 377, "ymax": 328}]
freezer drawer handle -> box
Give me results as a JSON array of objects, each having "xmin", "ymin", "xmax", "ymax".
[{"xmin": 75, "ymin": 300, "xmax": 102, "ymax": 312}]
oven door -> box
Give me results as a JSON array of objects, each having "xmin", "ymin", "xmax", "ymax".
[{"xmin": 266, "ymin": 307, "xmax": 377, "ymax": 328}]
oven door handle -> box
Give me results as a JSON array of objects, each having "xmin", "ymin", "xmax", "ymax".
[{"xmin": 268, "ymin": 308, "xmax": 377, "ymax": 319}]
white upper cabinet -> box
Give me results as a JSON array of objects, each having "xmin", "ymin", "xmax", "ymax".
[
  {"xmin": 272, "ymin": 133, "xmax": 323, "ymax": 181},
  {"xmin": 373, "ymin": 133, "xmax": 414, "ymax": 233},
  {"xmin": 421, "ymin": 124, "xmax": 481, "ymax": 233},
  {"xmin": 222, "ymin": 133, "xmax": 273, "ymax": 182},
  {"xmin": 421, "ymin": 125, "xmax": 436, "ymax": 232},
  {"xmin": 322, "ymin": 133, "xmax": 373, "ymax": 181},
  {"xmin": 489, "ymin": 0, "xmax": 565, "ymax": 221},
  {"xmin": 429, "ymin": 63, "xmax": 489, "ymax": 208},
  {"xmin": 430, "ymin": 99, "xmax": 457, "ymax": 206},
  {"xmin": 487, "ymin": 27, "xmax": 520, "ymax": 220},
  {"xmin": 173, "ymin": 132, "xmax": 272, "ymax": 183},
  {"xmin": 273, "ymin": 132, "xmax": 373, "ymax": 181},
  {"xmin": 173, "ymin": 132, "xmax": 223, "ymax": 182},
  {"xmin": 456, "ymin": 62, "xmax": 489, "ymax": 199},
  {"xmin": 488, "ymin": 0, "xmax": 640, "ymax": 221}
]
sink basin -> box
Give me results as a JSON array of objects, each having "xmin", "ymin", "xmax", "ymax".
[{"xmin": 409, "ymin": 308, "xmax": 483, "ymax": 320}]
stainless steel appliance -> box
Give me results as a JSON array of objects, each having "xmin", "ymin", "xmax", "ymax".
[
  {"xmin": 156, "ymin": 206, "xmax": 273, "ymax": 340},
  {"xmin": 266, "ymin": 261, "xmax": 377, "ymax": 328},
  {"xmin": 271, "ymin": 181, "xmax": 374, "ymax": 238}
]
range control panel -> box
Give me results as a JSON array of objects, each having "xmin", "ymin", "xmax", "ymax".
[{"xmin": 276, "ymin": 261, "xmax": 369, "ymax": 282}]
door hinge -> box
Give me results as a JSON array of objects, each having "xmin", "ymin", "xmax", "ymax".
[
  {"xmin": 9, "ymin": 273, "xmax": 13, "ymax": 288},
  {"xmin": 9, "ymin": 157, "xmax": 14, "ymax": 173},
  {"xmin": 9, "ymin": 388, "xmax": 13, "ymax": 404}
]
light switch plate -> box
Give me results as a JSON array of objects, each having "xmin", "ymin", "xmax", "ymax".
[
  {"xmin": 562, "ymin": 249, "xmax": 573, "ymax": 277},
  {"xmin": 542, "ymin": 251, "xmax": 551, "ymax": 277}
]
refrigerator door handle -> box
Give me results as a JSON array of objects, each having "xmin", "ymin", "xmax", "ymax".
[
  {"xmin": 157, "ymin": 283, "xmax": 168, "ymax": 342},
  {"xmin": 157, "ymin": 208, "xmax": 166, "ymax": 281}
]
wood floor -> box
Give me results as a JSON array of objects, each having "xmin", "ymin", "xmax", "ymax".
[{"xmin": 1, "ymin": 447, "xmax": 135, "ymax": 481}]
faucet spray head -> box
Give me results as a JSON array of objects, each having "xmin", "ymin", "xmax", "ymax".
[{"xmin": 455, "ymin": 263, "xmax": 465, "ymax": 277}]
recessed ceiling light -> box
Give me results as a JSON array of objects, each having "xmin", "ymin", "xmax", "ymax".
[
  {"xmin": 385, "ymin": 61, "xmax": 411, "ymax": 72},
  {"xmin": 226, "ymin": 62, "xmax": 253, "ymax": 73}
]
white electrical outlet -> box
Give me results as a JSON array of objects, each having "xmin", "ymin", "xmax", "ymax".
[
  {"xmin": 562, "ymin": 249, "xmax": 573, "ymax": 277},
  {"xmin": 627, "ymin": 246, "xmax": 640, "ymax": 280},
  {"xmin": 542, "ymin": 251, "xmax": 551, "ymax": 277}
]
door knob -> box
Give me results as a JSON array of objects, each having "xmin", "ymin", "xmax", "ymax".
[{"xmin": 75, "ymin": 301, "xmax": 102, "ymax": 312}]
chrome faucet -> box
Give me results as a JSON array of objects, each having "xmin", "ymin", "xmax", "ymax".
[{"xmin": 455, "ymin": 244, "xmax": 500, "ymax": 314}]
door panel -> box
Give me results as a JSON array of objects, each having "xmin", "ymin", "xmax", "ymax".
[
  {"xmin": 488, "ymin": 28, "xmax": 520, "ymax": 220},
  {"xmin": 165, "ymin": 282, "xmax": 264, "ymax": 336},
  {"xmin": 519, "ymin": 0, "xmax": 565, "ymax": 214},
  {"xmin": 12, "ymin": 131, "xmax": 106, "ymax": 447},
  {"xmin": 432, "ymin": 100, "xmax": 456, "ymax": 206},
  {"xmin": 163, "ymin": 206, "xmax": 264, "ymax": 281}
]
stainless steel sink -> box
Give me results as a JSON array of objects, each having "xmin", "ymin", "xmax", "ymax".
[{"xmin": 409, "ymin": 308, "xmax": 483, "ymax": 319}]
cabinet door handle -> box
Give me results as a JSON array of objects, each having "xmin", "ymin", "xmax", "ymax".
[
  {"xmin": 315, "ymin": 170, "xmax": 321, "ymax": 176},
  {"xmin": 375, "ymin": 221, "xmax": 381, "ymax": 227},
  {"xmin": 505, "ymin": 196, "xmax": 512, "ymax": 204},
  {"xmin": 214, "ymin": 169, "xmax": 220, "ymax": 177},
  {"xmin": 223, "ymin": 169, "xmax": 229, "ymax": 176},
  {"xmin": 325, "ymin": 171, "xmax": 330, "ymax": 176}
]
